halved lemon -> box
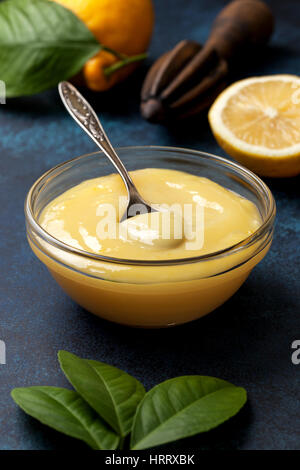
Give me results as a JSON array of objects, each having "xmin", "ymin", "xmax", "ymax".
[{"xmin": 209, "ymin": 75, "xmax": 300, "ymax": 177}]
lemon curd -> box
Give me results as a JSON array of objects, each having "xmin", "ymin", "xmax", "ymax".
[
  {"xmin": 40, "ymin": 168, "xmax": 261, "ymax": 262},
  {"xmin": 30, "ymin": 167, "xmax": 272, "ymax": 327}
]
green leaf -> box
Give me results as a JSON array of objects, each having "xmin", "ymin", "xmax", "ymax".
[
  {"xmin": 11, "ymin": 386, "xmax": 119, "ymax": 449},
  {"xmin": 130, "ymin": 376, "xmax": 247, "ymax": 450},
  {"xmin": 58, "ymin": 351, "xmax": 145, "ymax": 437},
  {"xmin": 0, "ymin": 0, "xmax": 101, "ymax": 97}
]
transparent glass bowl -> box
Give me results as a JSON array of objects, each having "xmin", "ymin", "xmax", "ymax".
[{"xmin": 25, "ymin": 146, "xmax": 276, "ymax": 327}]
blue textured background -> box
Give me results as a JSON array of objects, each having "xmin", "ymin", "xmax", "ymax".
[{"xmin": 0, "ymin": 0, "xmax": 299, "ymax": 450}]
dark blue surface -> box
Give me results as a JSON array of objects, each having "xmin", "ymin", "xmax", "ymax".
[{"xmin": 0, "ymin": 0, "xmax": 299, "ymax": 450}]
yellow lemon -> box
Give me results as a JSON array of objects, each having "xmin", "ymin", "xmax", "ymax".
[
  {"xmin": 209, "ymin": 75, "xmax": 300, "ymax": 177},
  {"xmin": 53, "ymin": 0, "xmax": 154, "ymax": 91}
]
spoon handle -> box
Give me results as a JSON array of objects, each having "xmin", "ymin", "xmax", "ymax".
[{"xmin": 58, "ymin": 81, "xmax": 135, "ymax": 193}]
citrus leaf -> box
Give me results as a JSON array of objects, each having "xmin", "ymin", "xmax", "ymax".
[
  {"xmin": 58, "ymin": 350, "xmax": 145, "ymax": 437},
  {"xmin": 0, "ymin": 0, "xmax": 101, "ymax": 97},
  {"xmin": 130, "ymin": 376, "xmax": 247, "ymax": 450},
  {"xmin": 11, "ymin": 386, "xmax": 119, "ymax": 450}
]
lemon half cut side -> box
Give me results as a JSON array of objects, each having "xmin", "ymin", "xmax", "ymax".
[{"xmin": 209, "ymin": 75, "xmax": 300, "ymax": 177}]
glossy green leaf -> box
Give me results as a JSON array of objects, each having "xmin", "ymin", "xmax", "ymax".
[
  {"xmin": 0, "ymin": 0, "xmax": 101, "ymax": 97},
  {"xmin": 131, "ymin": 376, "xmax": 247, "ymax": 449},
  {"xmin": 58, "ymin": 350, "xmax": 145, "ymax": 437},
  {"xmin": 11, "ymin": 386, "xmax": 119, "ymax": 450}
]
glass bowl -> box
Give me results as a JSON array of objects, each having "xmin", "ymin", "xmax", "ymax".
[{"xmin": 25, "ymin": 146, "xmax": 276, "ymax": 328}]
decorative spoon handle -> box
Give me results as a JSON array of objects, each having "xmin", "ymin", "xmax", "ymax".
[
  {"xmin": 58, "ymin": 81, "xmax": 154, "ymax": 220},
  {"xmin": 58, "ymin": 81, "xmax": 137, "ymax": 194}
]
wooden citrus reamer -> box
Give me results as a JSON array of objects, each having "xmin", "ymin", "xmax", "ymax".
[{"xmin": 141, "ymin": 0, "xmax": 274, "ymax": 123}]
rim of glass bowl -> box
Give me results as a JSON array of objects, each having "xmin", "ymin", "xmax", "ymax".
[{"xmin": 25, "ymin": 146, "xmax": 276, "ymax": 267}]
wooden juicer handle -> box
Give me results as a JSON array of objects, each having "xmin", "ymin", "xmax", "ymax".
[{"xmin": 205, "ymin": 0, "xmax": 274, "ymax": 61}]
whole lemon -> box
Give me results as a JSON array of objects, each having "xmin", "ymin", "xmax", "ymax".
[{"xmin": 53, "ymin": 0, "xmax": 154, "ymax": 91}]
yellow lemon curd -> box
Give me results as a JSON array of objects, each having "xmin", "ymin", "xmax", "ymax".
[{"xmin": 34, "ymin": 168, "xmax": 269, "ymax": 327}]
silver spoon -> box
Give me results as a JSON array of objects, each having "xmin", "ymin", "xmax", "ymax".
[{"xmin": 58, "ymin": 81, "xmax": 156, "ymax": 221}]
